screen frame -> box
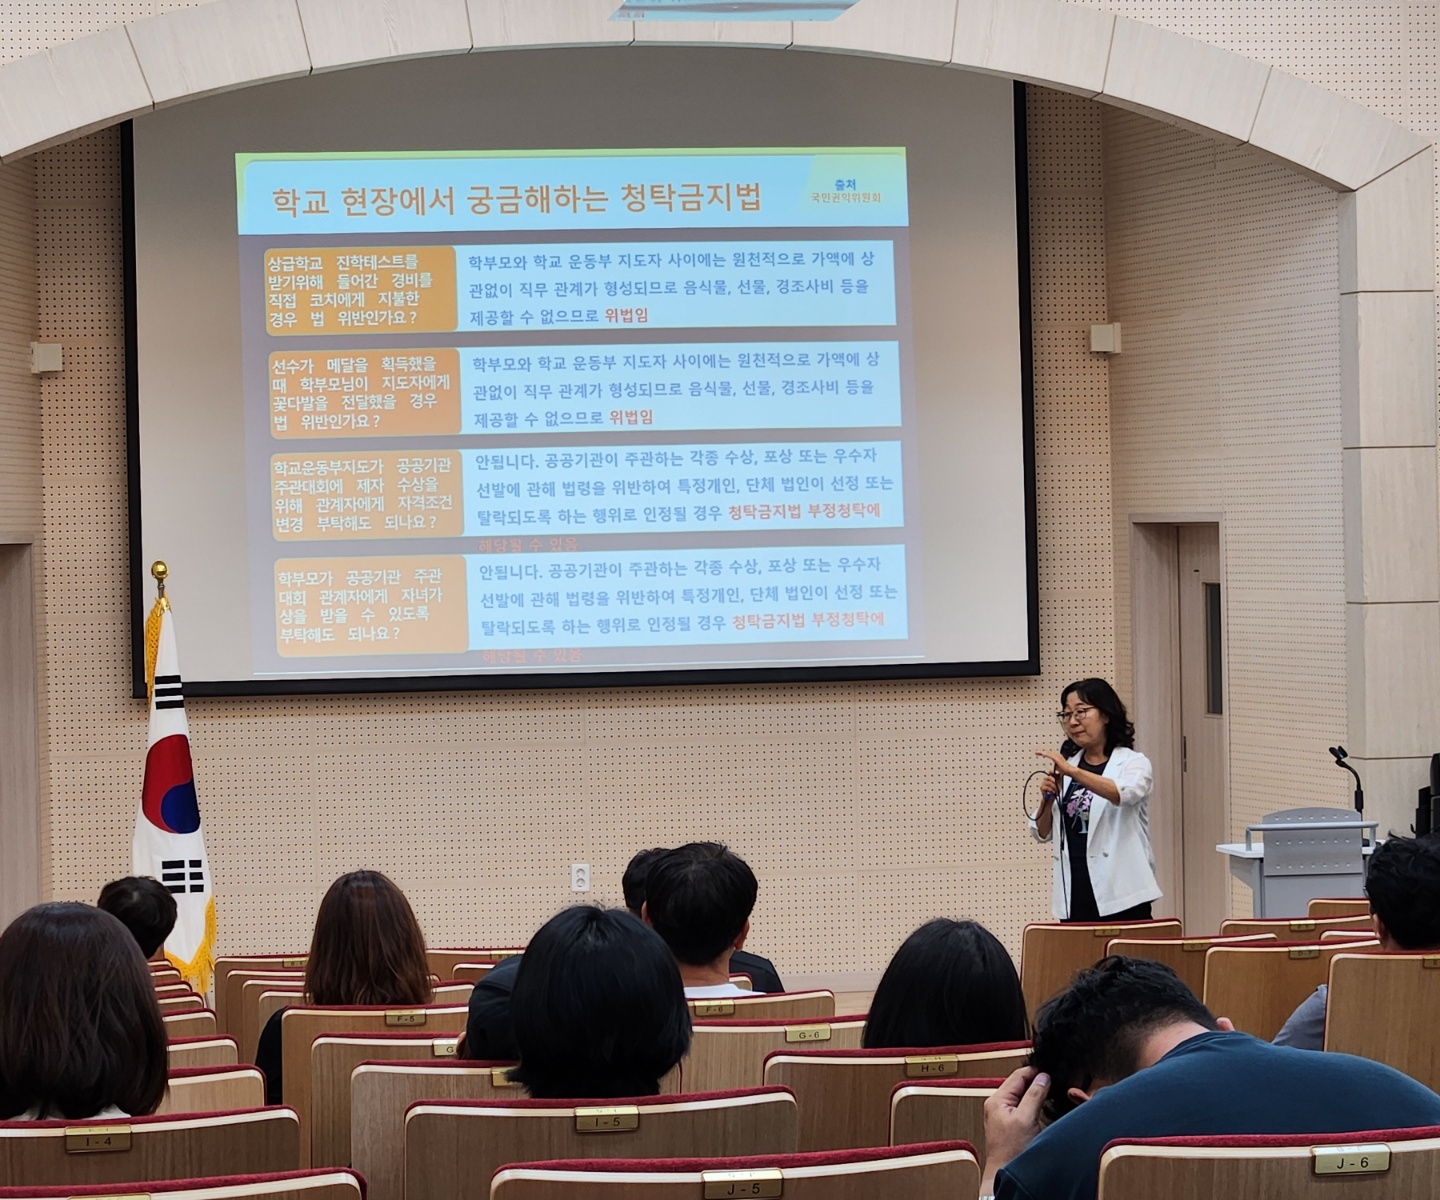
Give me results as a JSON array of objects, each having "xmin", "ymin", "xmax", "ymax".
[{"xmin": 125, "ymin": 82, "xmax": 1038, "ymax": 698}]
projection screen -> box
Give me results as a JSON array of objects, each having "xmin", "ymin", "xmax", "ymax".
[{"xmin": 128, "ymin": 48, "xmax": 1035, "ymax": 695}]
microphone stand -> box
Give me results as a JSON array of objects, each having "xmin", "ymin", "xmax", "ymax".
[{"xmin": 1329, "ymin": 747, "xmax": 1364, "ymax": 814}]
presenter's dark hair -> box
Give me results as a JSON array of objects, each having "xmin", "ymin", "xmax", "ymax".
[
  {"xmin": 305, "ymin": 870, "xmax": 432, "ymax": 1007},
  {"xmin": 1029, "ymin": 955, "xmax": 1218, "ymax": 1122},
  {"xmin": 623, "ymin": 847, "xmax": 671, "ymax": 915},
  {"xmin": 1366, "ymin": 834, "xmax": 1440, "ymax": 949},
  {"xmin": 510, "ymin": 905, "xmax": 690, "ymax": 1098},
  {"xmin": 1061, "ymin": 678, "xmax": 1136, "ymax": 753},
  {"xmin": 0, "ymin": 903, "xmax": 168, "ymax": 1119},
  {"xmin": 644, "ymin": 842, "xmax": 758, "ymax": 966},
  {"xmin": 97, "ymin": 875, "xmax": 178, "ymax": 958},
  {"xmin": 863, "ymin": 919, "xmax": 1029, "ymax": 1049}
]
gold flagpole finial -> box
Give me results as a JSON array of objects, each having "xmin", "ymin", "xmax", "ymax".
[{"xmin": 151, "ymin": 560, "xmax": 169, "ymax": 607}]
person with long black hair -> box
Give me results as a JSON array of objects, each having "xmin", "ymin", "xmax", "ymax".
[{"xmin": 1031, "ymin": 678, "xmax": 1161, "ymax": 922}]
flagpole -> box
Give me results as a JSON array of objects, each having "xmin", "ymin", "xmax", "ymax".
[{"xmin": 151, "ymin": 560, "xmax": 169, "ymax": 608}]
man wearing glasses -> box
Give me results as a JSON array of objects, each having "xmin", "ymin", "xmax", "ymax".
[{"xmin": 1031, "ymin": 678, "xmax": 1161, "ymax": 922}]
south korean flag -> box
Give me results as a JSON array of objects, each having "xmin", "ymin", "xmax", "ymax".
[{"xmin": 135, "ymin": 594, "xmax": 215, "ymax": 993}]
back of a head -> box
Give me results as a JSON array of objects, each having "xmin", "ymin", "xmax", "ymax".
[
  {"xmin": 622, "ymin": 847, "xmax": 671, "ymax": 915},
  {"xmin": 1030, "ymin": 955, "xmax": 1219, "ymax": 1122},
  {"xmin": 644, "ymin": 842, "xmax": 757, "ymax": 966},
  {"xmin": 1365, "ymin": 834, "xmax": 1440, "ymax": 949},
  {"xmin": 97, "ymin": 876, "xmax": 177, "ymax": 959},
  {"xmin": 306, "ymin": 870, "xmax": 433, "ymax": 1007},
  {"xmin": 510, "ymin": 905, "xmax": 691, "ymax": 1099},
  {"xmin": 0, "ymin": 903, "xmax": 168, "ymax": 1119},
  {"xmin": 863, "ymin": 918, "xmax": 1029, "ymax": 1049}
]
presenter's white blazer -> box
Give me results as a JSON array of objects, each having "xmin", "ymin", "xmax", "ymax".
[{"xmin": 1029, "ymin": 745, "xmax": 1162, "ymax": 919}]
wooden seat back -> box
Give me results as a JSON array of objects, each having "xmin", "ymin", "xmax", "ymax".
[
  {"xmin": 244, "ymin": 980, "xmax": 307, "ymax": 1060},
  {"xmin": 1021, "ymin": 920, "xmax": 1182, "ymax": 1015},
  {"xmin": 158, "ymin": 994, "xmax": 207, "ymax": 1015},
  {"xmin": 1203, "ymin": 940, "xmax": 1376, "ymax": 1040},
  {"xmin": 685, "ymin": 991, "xmax": 834, "ymax": 1021},
  {"xmin": 763, "ymin": 1042, "xmax": 1030, "ymax": 1151},
  {"xmin": 888, "ymin": 1078, "xmax": 1001, "ymax": 1156},
  {"xmin": 309, "ymin": 1032, "xmax": 463, "ymax": 1167},
  {"xmin": 167, "ymin": 1036, "xmax": 240, "ymax": 1070},
  {"xmin": 1103, "ymin": 933, "xmax": 1276, "ymax": 997},
  {"xmin": 154, "ymin": 982, "xmax": 197, "ymax": 998},
  {"xmin": 1307, "ymin": 897, "xmax": 1371, "ymax": 919},
  {"xmin": 157, "ymin": 1065, "xmax": 267, "ymax": 1114},
  {"xmin": 279, "ymin": 1004, "xmax": 470, "ymax": 1165},
  {"xmin": 0, "ymin": 1108, "xmax": 300, "ymax": 1185},
  {"xmin": 214, "ymin": 957, "xmax": 307, "ymax": 1032},
  {"xmin": 226, "ymin": 970, "xmax": 304, "ymax": 1043},
  {"xmin": 488, "ymin": 1142, "xmax": 981, "ymax": 1200},
  {"xmin": 1325, "ymin": 953, "xmax": 1440, "ymax": 1090},
  {"xmin": 451, "ymin": 962, "xmax": 495, "ymax": 983},
  {"xmin": 425, "ymin": 948, "xmax": 522, "ymax": 978},
  {"xmin": 1097, "ymin": 1128, "xmax": 1440, "ymax": 1198},
  {"xmin": 163, "ymin": 1010, "xmax": 218, "ymax": 1041},
  {"xmin": 404, "ymin": 1088, "xmax": 800, "ymax": 1200},
  {"xmin": 0, "ymin": 1168, "xmax": 362, "ymax": 1200},
  {"xmin": 684, "ymin": 1016, "xmax": 866, "ymax": 1093},
  {"xmin": 1219, "ymin": 914, "xmax": 1373, "ymax": 938}
]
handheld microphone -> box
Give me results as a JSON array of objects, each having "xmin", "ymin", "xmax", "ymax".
[{"xmin": 1328, "ymin": 746, "xmax": 1364, "ymax": 814}]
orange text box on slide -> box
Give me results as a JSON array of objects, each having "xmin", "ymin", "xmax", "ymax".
[
  {"xmin": 275, "ymin": 555, "xmax": 468, "ymax": 657},
  {"xmin": 268, "ymin": 348, "xmax": 461, "ymax": 437},
  {"xmin": 271, "ymin": 450, "xmax": 466, "ymax": 541},
  {"xmin": 265, "ymin": 246, "xmax": 457, "ymax": 335}
]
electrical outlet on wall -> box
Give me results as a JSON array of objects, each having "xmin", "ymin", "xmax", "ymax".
[{"xmin": 570, "ymin": 863, "xmax": 591, "ymax": 892}]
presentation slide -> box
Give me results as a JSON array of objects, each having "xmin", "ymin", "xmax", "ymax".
[
  {"xmin": 240, "ymin": 148, "xmax": 917, "ymax": 674},
  {"xmin": 131, "ymin": 52, "xmax": 1033, "ymax": 691}
]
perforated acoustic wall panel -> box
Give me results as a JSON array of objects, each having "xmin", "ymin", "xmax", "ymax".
[
  {"xmin": 33, "ymin": 86, "xmax": 1113, "ymax": 971},
  {"xmin": 0, "ymin": 156, "xmax": 39, "ymax": 533},
  {"xmin": 1102, "ymin": 107, "xmax": 1348, "ymax": 915}
]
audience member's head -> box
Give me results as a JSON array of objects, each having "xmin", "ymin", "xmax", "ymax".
[
  {"xmin": 0, "ymin": 903, "xmax": 168, "ymax": 1119},
  {"xmin": 863, "ymin": 918, "xmax": 1029, "ymax": 1049},
  {"xmin": 1029, "ymin": 956, "xmax": 1221, "ymax": 1122},
  {"xmin": 97, "ymin": 875, "xmax": 177, "ymax": 959},
  {"xmin": 622, "ymin": 847, "xmax": 671, "ymax": 915},
  {"xmin": 643, "ymin": 842, "xmax": 757, "ymax": 972},
  {"xmin": 1365, "ymin": 833, "xmax": 1440, "ymax": 950},
  {"xmin": 510, "ymin": 905, "xmax": 691, "ymax": 1098},
  {"xmin": 305, "ymin": 870, "xmax": 432, "ymax": 1006}
]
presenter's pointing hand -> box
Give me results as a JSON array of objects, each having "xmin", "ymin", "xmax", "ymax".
[{"xmin": 1034, "ymin": 747, "xmax": 1069, "ymax": 776}]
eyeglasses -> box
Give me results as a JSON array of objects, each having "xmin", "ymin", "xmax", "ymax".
[{"xmin": 1057, "ymin": 706, "xmax": 1097, "ymax": 724}]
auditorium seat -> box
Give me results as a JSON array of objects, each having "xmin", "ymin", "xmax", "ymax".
[
  {"xmin": 1219, "ymin": 914, "xmax": 1373, "ymax": 938},
  {"xmin": 684, "ymin": 1015, "xmax": 866, "ymax": 1092},
  {"xmin": 1325, "ymin": 953, "xmax": 1440, "ymax": 1091},
  {"xmin": 277, "ymin": 1003, "xmax": 470, "ymax": 1165},
  {"xmin": 348, "ymin": 1060, "xmax": 522, "ymax": 1200},
  {"xmin": 309, "ymin": 1032, "xmax": 463, "ymax": 1166},
  {"xmin": 888, "ymin": 1078, "xmax": 1000, "ymax": 1156},
  {"xmin": 0, "ymin": 1108, "xmax": 300, "ymax": 1185},
  {"xmin": 1021, "ymin": 919, "xmax": 1182, "ymax": 1016},
  {"xmin": 1096, "ymin": 1127, "xmax": 1440, "ymax": 1197},
  {"xmin": 424, "ymin": 948, "xmax": 522, "ymax": 978},
  {"xmin": 163, "ymin": 1009, "xmax": 219, "ymax": 1041},
  {"xmin": 685, "ymin": 990, "xmax": 835, "ymax": 1021},
  {"xmin": 403, "ymin": 1088, "xmax": 800, "ymax": 1200},
  {"xmin": 167, "ymin": 1036, "xmax": 240, "ymax": 1070},
  {"xmin": 1202, "ymin": 940, "xmax": 1376, "ymax": 1040},
  {"xmin": 1103, "ymin": 933, "xmax": 1276, "ymax": 998},
  {"xmin": 225, "ymin": 970, "xmax": 304, "ymax": 1041},
  {"xmin": 214, "ymin": 957, "xmax": 307, "ymax": 1031},
  {"xmin": 157, "ymin": 994, "xmax": 207, "ymax": 1015},
  {"xmin": 1320, "ymin": 928, "xmax": 1378, "ymax": 942},
  {"xmin": 0, "ymin": 1169, "xmax": 363, "ymax": 1200},
  {"xmin": 154, "ymin": 982, "xmax": 198, "ymax": 998},
  {"xmin": 245, "ymin": 980, "xmax": 307, "ymax": 1059},
  {"xmin": 450, "ymin": 962, "xmax": 495, "ymax": 983},
  {"xmin": 156, "ymin": 1065, "xmax": 267, "ymax": 1114},
  {"xmin": 150, "ymin": 963, "xmax": 184, "ymax": 983},
  {"xmin": 488, "ymin": 1142, "xmax": 982, "ymax": 1200},
  {"xmin": 762, "ymin": 1042, "xmax": 1030, "ymax": 1151},
  {"xmin": 1307, "ymin": 897, "xmax": 1371, "ymax": 919}
]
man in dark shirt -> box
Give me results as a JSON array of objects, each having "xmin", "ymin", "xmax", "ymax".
[{"xmin": 983, "ymin": 956, "xmax": 1440, "ymax": 1200}]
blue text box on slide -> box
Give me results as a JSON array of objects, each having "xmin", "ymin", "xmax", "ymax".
[
  {"xmin": 466, "ymin": 440, "xmax": 902, "ymax": 535},
  {"xmin": 457, "ymin": 240, "xmax": 896, "ymax": 331},
  {"xmin": 465, "ymin": 544, "xmax": 908, "ymax": 649},
  {"xmin": 464, "ymin": 339, "xmax": 902, "ymax": 433}
]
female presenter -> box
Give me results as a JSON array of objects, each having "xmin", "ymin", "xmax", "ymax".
[{"xmin": 1032, "ymin": 678, "xmax": 1161, "ymax": 922}]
